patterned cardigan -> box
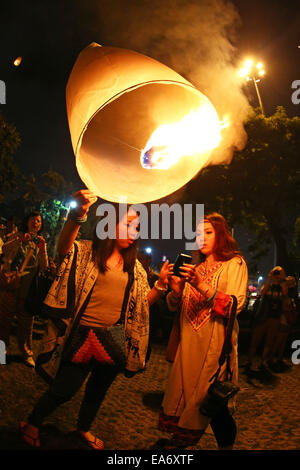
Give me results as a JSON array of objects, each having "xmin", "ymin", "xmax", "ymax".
[{"xmin": 36, "ymin": 240, "xmax": 150, "ymax": 382}]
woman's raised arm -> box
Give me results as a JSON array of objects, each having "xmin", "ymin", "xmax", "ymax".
[{"xmin": 57, "ymin": 190, "xmax": 98, "ymax": 255}]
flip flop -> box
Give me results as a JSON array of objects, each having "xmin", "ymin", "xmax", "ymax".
[
  {"xmin": 78, "ymin": 432, "xmax": 104, "ymax": 450},
  {"xmin": 20, "ymin": 421, "xmax": 40, "ymax": 448}
]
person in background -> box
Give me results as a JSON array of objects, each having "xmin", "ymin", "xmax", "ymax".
[
  {"xmin": 0, "ymin": 220, "xmax": 5, "ymax": 258},
  {"xmin": 246, "ymin": 266, "xmax": 288, "ymax": 373},
  {"xmin": 0, "ymin": 211, "xmax": 48, "ymax": 367},
  {"xmin": 137, "ymin": 250, "xmax": 159, "ymax": 288},
  {"xmin": 268, "ymin": 276, "xmax": 299, "ymax": 372},
  {"xmin": 155, "ymin": 213, "xmax": 248, "ymax": 450},
  {"xmin": 138, "ymin": 250, "xmax": 165, "ymax": 343},
  {"xmin": 5, "ymin": 216, "xmax": 18, "ymax": 240}
]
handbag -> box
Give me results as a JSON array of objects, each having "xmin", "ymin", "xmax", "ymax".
[{"xmin": 200, "ymin": 295, "xmax": 240, "ymax": 418}]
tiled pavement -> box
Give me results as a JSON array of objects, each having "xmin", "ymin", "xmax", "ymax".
[{"xmin": 0, "ymin": 319, "xmax": 300, "ymax": 450}]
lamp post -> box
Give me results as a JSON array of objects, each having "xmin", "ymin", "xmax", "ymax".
[
  {"xmin": 238, "ymin": 59, "xmax": 278, "ymax": 264},
  {"xmin": 239, "ymin": 59, "xmax": 266, "ymax": 115}
]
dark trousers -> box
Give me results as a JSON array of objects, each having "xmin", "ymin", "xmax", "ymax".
[{"xmin": 28, "ymin": 360, "xmax": 120, "ymax": 431}]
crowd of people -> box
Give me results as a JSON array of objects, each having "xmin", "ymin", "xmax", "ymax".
[
  {"xmin": 0, "ymin": 191, "xmax": 298, "ymax": 450},
  {"xmin": 245, "ymin": 267, "xmax": 299, "ymax": 374}
]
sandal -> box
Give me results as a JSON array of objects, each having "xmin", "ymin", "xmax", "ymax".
[
  {"xmin": 77, "ymin": 431, "xmax": 104, "ymax": 450},
  {"xmin": 20, "ymin": 421, "xmax": 40, "ymax": 448}
]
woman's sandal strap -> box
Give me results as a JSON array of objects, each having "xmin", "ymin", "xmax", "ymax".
[
  {"xmin": 20, "ymin": 421, "xmax": 40, "ymax": 448},
  {"xmin": 78, "ymin": 432, "xmax": 104, "ymax": 450}
]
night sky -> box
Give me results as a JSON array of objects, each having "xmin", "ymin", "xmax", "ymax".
[{"xmin": 1, "ymin": 0, "xmax": 299, "ymax": 272}]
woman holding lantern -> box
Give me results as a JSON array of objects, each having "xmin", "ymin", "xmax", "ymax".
[
  {"xmin": 20, "ymin": 190, "xmax": 171, "ymax": 449},
  {"xmin": 156, "ymin": 213, "xmax": 248, "ymax": 450}
]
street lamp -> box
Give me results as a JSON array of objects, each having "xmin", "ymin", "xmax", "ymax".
[
  {"xmin": 69, "ymin": 201, "xmax": 78, "ymax": 209},
  {"xmin": 239, "ymin": 59, "xmax": 266, "ymax": 115}
]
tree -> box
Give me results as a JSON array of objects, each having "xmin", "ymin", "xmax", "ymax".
[
  {"xmin": 182, "ymin": 106, "xmax": 300, "ymax": 275},
  {"xmin": 292, "ymin": 216, "xmax": 300, "ymax": 278},
  {"xmin": 35, "ymin": 170, "xmax": 74, "ymax": 257},
  {"xmin": 0, "ymin": 113, "xmax": 21, "ymax": 203},
  {"xmin": 5, "ymin": 168, "xmax": 74, "ymax": 257}
]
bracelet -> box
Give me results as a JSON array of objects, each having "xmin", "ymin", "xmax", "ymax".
[
  {"xmin": 68, "ymin": 209, "xmax": 88, "ymax": 224},
  {"xmin": 206, "ymin": 288, "xmax": 217, "ymax": 303},
  {"xmin": 154, "ymin": 280, "xmax": 168, "ymax": 292}
]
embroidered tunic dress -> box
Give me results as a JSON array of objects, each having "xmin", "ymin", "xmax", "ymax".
[{"xmin": 161, "ymin": 256, "xmax": 248, "ymax": 434}]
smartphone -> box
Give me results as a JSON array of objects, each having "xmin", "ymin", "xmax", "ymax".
[{"xmin": 173, "ymin": 253, "xmax": 192, "ymax": 277}]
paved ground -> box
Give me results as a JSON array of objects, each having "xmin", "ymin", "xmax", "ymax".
[{"xmin": 0, "ymin": 318, "xmax": 300, "ymax": 451}]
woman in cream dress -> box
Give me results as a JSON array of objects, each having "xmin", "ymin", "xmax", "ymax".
[{"xmin": 157, "ymin": 213, "xmax": 248, "ymax": 450}]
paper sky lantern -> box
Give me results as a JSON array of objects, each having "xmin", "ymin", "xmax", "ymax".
[
  {"xmin": 66, "ymin": 43, "xmax": 223, "ymax": 203},
  {"xmin": 13, "ymin": 57, "xmax": 22, "ymax": 66}
]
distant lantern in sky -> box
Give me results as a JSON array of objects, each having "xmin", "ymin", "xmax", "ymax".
[{"xmin": 13, "ymin": 57, "xmax": 22, "ymax": 67}]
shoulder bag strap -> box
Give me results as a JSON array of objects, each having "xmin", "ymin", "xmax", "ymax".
[{"xmin": 209, "ymin": 295, "xmax": 238, "ymax": 383}]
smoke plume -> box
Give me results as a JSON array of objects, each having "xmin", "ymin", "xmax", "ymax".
[{"xmin": 94, "ymin": 0, "xmax": 250, "ymax": 165}]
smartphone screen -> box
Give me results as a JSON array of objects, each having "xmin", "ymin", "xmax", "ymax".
[{"xmin": 173, "ymin": 253, "xmax": 192, "ymax": 277}]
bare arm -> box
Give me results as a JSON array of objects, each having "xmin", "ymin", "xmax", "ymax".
[
  {"xmin": 147, "ymin": 261, "xmax": 171, "ymax": 307},
  {"xmin": 147, "ymin": 279, "xmax": 167, "ymax": 307},
  {"xmin": 260, "ymin": 277, "xmax": 272, "ymax": 297},
  {"xmin": 57, "ymin": 189, "xmax": 98, "ymax": 256},
  {"xmin": 57, "ymin": 219, "xmax": 82, "ymax": 255}
]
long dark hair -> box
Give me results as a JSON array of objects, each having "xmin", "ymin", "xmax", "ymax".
[
  {"xmin": 21, "ymin": 211, "xmax": 44, "ymax": 234},
  {"xmin": 92, "ymin": 203, "xmax": 139, "ymax": 274},
  {"xmin": 195, "ymin": 212, "xmax": 242, "ymax": 263}
]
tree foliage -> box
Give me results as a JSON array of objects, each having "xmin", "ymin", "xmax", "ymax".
[
  {"xmin": 23, "ymin": 170, "xmax": 74, "ymax": 257},
  {"xmin": 0, "ymin": 114, "xmax": 21, "ymax": 202},
  {"xmin": 0, "ymin": 115, "xmax": 76, "ymax": 257}
]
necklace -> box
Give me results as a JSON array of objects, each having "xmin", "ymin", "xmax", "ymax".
[
  {"xmin": 201, "ymin": 258, "xmax": 219, "ymax": 280},
  {"xmin": 200, "ymin": 259, "xmax": 209, "ymax": 279},
  {"xmin": 204, "ymin": 259, "xmax": 208, "ymax": 277}
]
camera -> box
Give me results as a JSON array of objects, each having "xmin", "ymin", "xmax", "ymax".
[
  {"xmin": 199, "ymin": 380, "xmax": 240, "ymax": 418},
  {"xmin": 173, "ymin": 253, "xmax": 192, "ymax": 277},
  {"xmin": 30, "ymin": 234, "xmax": 40, "ymax": 245}
]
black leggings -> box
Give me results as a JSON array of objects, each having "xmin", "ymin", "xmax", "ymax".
[
  {"xmin": 28, "ymin": 360, "xmax": 120, "ymax": 431},
  {"xmin": 210, "ymin": 405, "xmax": 237, "ymax": 448}
]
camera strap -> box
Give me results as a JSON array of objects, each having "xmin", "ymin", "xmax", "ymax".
[{"xmin": 209, "ymin": 295, "xmax": 238, "ymax": 383}]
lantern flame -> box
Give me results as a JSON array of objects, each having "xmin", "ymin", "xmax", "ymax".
[{"xmin": 141, "ymin": 105, "xmax": 229, "ymax": 170}]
